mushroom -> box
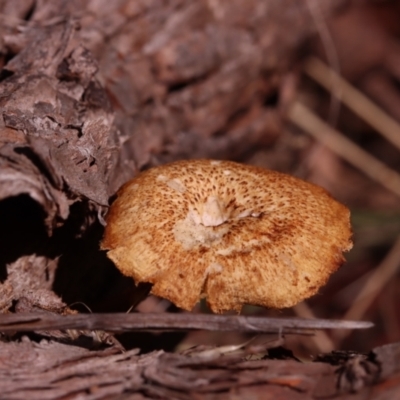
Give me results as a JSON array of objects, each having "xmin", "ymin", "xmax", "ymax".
[{"xmin": 101, "ymin": 159, "xmax": 352, "ymax": 313}]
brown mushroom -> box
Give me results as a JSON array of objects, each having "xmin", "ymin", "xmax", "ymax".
[{"xmin": 101, "ymin": 159, "xmax": 352, "ymax": 313}]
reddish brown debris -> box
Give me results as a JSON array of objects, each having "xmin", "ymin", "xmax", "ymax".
[{"xmin": 0, "ymin": 339, "xmax": 398, "ymax": 400}]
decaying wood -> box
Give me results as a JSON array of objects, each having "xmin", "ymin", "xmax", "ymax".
[
  {"xmin": 0, "ymin": 338, "xmax": 399, "ymax": 400},
  {"xmin": 0, "ymin": 19, "xmax": 119, "ymax": 225},
  {"xmin": 0, "ymin": 312, "xmax": 373, "ymax": 333}
]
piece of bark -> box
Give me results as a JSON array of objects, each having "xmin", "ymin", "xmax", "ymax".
[
  {"xmin": 0, "ymin": 255, "xmax": 63, "ymax": 312},
  {"xmin": 0, "ymin": 338, "xmax": 398, "ymax": 400},
  {"xmin": 0, "ymin": 18, "xmax": 126, "ymax": 311},
  {"xmin": 1, "ymin": 20, "xmax": 119, "ymax": 220},
  {"xmin": 373, "ymin": 342, "xmax": 400, "ymax": 381}
]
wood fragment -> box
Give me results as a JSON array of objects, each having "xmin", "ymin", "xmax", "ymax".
[
  {"xmin": 0, "ymin": 312, "xmax": 373, "ymax": 334},
  {"xmin": 0, "ymin": 339, "xmax": 398, "ymax": 400}
]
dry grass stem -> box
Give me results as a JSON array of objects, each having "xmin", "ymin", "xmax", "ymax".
[
  {"xmin": 293, "ymin": 301, "xmax": 335, "ymax": 353},
  {"xmin": 288, "ymin": 101, "xmax": 400, "ymax": 198},
  {"xmin": 305, "ymin": 2, "xmax": 342, "ymax": 125},
  {"xmin": 335, "ymin": 236, "xmax": 400, "ymax": 342},
  {"xmin": 304, "ymin": 57, "xmax": 400, "ymax": 151}
]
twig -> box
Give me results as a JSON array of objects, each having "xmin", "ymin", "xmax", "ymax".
[
  {"xmin": 288, "ymin": 100, "xmax": 400, "ymax": 198},
  {"xmin": 304, "ymin": 57, "xmax": 400, "ymax": 152},
  {"xmin": 0, "ymin": 313, "xmax": 373, "ymax": 334}
]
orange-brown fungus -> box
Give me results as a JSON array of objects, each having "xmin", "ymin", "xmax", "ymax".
[{"xmin": 101, "ymin": 159, "xmax": 353, "ymax": 313}]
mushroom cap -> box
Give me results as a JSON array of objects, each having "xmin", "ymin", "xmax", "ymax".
[{"xmin": 101, "ymin": 159, "xmax": 352, "ymax": 313}]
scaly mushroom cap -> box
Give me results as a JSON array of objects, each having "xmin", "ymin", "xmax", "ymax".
[{"xmin": 101, "ymin": 159, "xmax": 352, "ymax": 313}]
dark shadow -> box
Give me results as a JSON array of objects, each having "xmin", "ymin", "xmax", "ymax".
[
  {"xmin": 0, "ymin": 68, "xmax": 14, "ymax": 82},
  {"xmin": 263, "ymin": 90, "xmax": 279, "ymax": 107},
  {"xmin": 117, "ymin": 331, "xmax": 187, "ymax": 353},
  {"xmin": 0, "ymin": 195, "xmax": 48, "ymax": 281},
  {"xmin": 0, "ymin": 194, "xmax": 184, "ymax": 352},
  {"xmin": 0, "ymin": 194, "xmax": 140, "ymax": 313},
  {"xmin": 23, "ymin": 2, "xmax": 36, "ymax": 21},
  {"xmin": 51, "ymin": 203, "xmax": 144, "ymax": 313}
]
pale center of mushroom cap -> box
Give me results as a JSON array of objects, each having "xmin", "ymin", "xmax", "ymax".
[
  {"xmin": 189, "ymin": 196, "xmax": 229, "ymax": 227},
  {"xmin": 187, "ymin": 195, "xmax": 261, "ymax": 228}
]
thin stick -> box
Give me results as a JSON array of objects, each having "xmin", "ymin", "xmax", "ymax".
[
  {"xmin": 0, "ymin": 313, "xmax": 373, "ymax": 334},
  {"xmin": 304, "ymin": 57, "xmax": 400, "ymax": 151},
  {"xmin": 288, "ymin": 101, "xmax": 400, "ymax": 198}
]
